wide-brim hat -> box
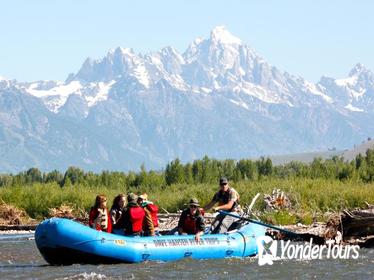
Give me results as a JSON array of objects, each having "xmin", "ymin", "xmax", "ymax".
[{"xmin": 188, "ymin": 198, "xmax": 200, "ymax": 207}]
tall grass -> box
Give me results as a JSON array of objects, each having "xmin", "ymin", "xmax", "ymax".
[{"xmin": 1, "ymin": 178, "xmax": 374, "ymax": 224}]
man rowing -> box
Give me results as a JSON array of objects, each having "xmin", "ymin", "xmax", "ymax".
[{"xmin": 204, "ymin": 177, "xmax": 241, "ymax": 233}]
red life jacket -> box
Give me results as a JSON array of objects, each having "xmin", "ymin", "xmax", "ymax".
[
  {"xmin": 182, "ymin": 208, "xmax": 204, "ymax": 234},
  {"xmin": 183, "ymin": 214, "xmax": 197, "ymax": 234},
  {"xmin": 146, "ymin": 204, "xmax": 159, "ymax": 227},
  {"xmin": 129, "ymin": 206, "xmax": 145, "ymax": 233}
]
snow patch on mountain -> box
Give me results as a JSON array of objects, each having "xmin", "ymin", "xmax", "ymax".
[
  {"xmin": 27, "ymin": 81, "xmax": 82, "ymax": 98},
  {"xmin": 26, "ymin": 81, "xmax": 82, "ymax": 112},
  {"xmin": 238, "ymin": 82, "xmax": 285, "ymax": 104},
  {"xmin": 335, "ymin": 76, "xmax": 358, "ymax": 87},
  {"xmin": 25, "ymin": 80, "xmax": 116, "ymax": 113},
  {"xmin": 304, "ymin": 81, "xmax": 333, "ymax": 103},
  {"xmin": 229, "ymin": 99, "xmax": 249, "ymax": 110},
  {"xmin": 84, "ymin": 80, "xmax": 116, "ymax": 107},
  {"xmin": 131, "ymin": 64, "xmax": 150, "ymax": 88},
  {"xmin": 200, "ymin": 87, "xmax": 212, "ymax": 94},
  {"xmin": 345, "ymin": 104, "xmax": 364, "ymax": 112}
]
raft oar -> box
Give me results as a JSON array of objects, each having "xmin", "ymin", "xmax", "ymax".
[
  {"xmin": 218, "ymin": 210, "xmax": 300, "ymax": 237},
  {"xmin": 218, "ymin": 210, "xmax": 326, "ymax": 244}
]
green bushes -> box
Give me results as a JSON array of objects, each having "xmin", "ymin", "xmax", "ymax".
[
  {"xmin": 1, "ymin": 178, "xmax": 373, "ymax": 224},
  {"xmin": 0, "ymin": 183, "xmax": 118, "ymax": 219},
  {"xmin": 1, "ymin": 148, "xmax": 374, "ymax": 224}
]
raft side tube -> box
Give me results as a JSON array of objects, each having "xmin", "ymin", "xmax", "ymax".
[{"xmin": 35, "ymin": 218, "xmax": 265, "ymax": 264}]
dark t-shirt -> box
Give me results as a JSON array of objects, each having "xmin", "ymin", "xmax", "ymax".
[{"xmin": 212, "ymin": 187, "xmax": 240, "ymax": 211}]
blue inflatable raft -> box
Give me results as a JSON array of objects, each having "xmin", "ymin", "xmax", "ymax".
[{"xmin": 35, "ymin": 218, "xmax": 266, "ymax": 265}]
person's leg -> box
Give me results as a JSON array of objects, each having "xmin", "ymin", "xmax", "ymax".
[
  {"xmin": 210, "ymin": 214, "xmax": 225, "ymax": 234},
  {"xmin": 227, "ymin": 219, "xmax": 244, "ymax": 231},
  {"xmin": 167, "ymin": 226, "xmax": 179, "ymax": 235},
  {"xmin": 217, "ymin": 215, "xmax": 233, "ymax": 233}
]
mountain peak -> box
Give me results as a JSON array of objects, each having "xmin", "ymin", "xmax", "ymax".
[
  {"xmin": 349, "ymin": 63, "xmax": 370, "ymax": 77},
  {"xmin": 107, "ymin": 47, "xmax": 135, "ymax": 58},
  {"xmin": 210, "ymin": 26, "xmax": 241, "ymax": 45},
  {"xmin": 160, "ymin": 46, "xmax": 179, "ymax": 55}
]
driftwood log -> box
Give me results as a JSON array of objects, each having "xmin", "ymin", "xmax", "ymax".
[
  {"xmin": 341, "ymin": 205, "xmax": 374, "ymax": 248},
  {"xmin": 342, "ymin": 208, "xmax": 374, "ymax": 237},
  {"xmin": 267, "ymin": 223, "xmax": 326, "ymax": 245}
]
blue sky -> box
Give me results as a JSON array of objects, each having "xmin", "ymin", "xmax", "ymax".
[{"xmin": 1, "ymin": 0, "xmax": 373, "ymax": 82}]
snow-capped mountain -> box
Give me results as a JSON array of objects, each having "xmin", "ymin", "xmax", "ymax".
[
  {"xmin": 0, "ymin": 26, "xmax": 373, "ymax": 172},
  {"xmin": 318, "ymin": 63, "xmax": 374, "ymax": 112}
]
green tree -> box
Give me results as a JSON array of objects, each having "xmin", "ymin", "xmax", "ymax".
[
  {"xmin": 257, "ymin": 157, "xmax": 273, "ymax": 177},
  {"xmin": 235, "ymin": 159, "xmax": 258, "ymax": 181},
  {"xmin": 26, "ymin": 168, "xmax": 43, "ymax": 183},
  {"xmin": 183, "ymin": 163, "xmax": 194, "ymax": 184},
  {"xmin": 44, "ymin": 170, "xmax": 63, "ymax": 184},
  {"xmin": 61, "ymin": 166, "xmax": 85, "ymax": 187},
  {"xmin": 165, "ymin": 158, "xmax": 184, "ymax": 185}
]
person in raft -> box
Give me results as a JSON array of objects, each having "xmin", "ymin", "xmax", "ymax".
[
  {"xmin": 137, "ymin": 193, "xmax": 159, "ymax": 236},
  {"xmin": 89, "ymin": 194, "xmax": 112, "ymax": 233},
  {"xmin": 117, "ymin": 193, "xmax": 145, "ymax": 236},
  {"xmin": 203, "ymin": 177, "xmax": 241, "ymax": 234},
  {"xmin": 177, "ymin": 198, "xmax": 205, "ymax": 241},
  {"xmin": 110, "ymin": 193, "xmax": 126, "ymax": 229}
]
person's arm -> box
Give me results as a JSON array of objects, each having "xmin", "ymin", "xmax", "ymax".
[
  {"xmin": 204, "ymin": 193, "xmax": 218, "ymax": 211},
  {"xmin": 88, "ymin": 208, "xmax": 96, "ymax": 228},
  {"xmin": 195, "ymin": 230, "xmax": 204, "ymax": 241},
  {"xmin": 213, "ymin": 189, "xmax": 238, "ymax": 211},
  {"xmin": 195, "ymin": 216, "xmax": 205, "ymax": 241},
  {"xmin": 177, "ymin": 210, "xmax": 187, "ymax": 234},
  {"xmin": 213, "ymin": 201, "xmax": 235, "ymax": 212},
  {"xmin": 109, "ymin": 208, "xmax": 117, "ymax": 225},
  {"xmin": 203, "ymin": 200, "xmax": 216, "ymax": 211},
  {"xmin": 144, "ymin": 210, "xmax": 155, "ymax": 236}
]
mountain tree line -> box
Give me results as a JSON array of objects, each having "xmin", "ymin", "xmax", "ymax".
[{"xmin": 1, "ymin": 149, "xmax": 374, "ymax": 188}]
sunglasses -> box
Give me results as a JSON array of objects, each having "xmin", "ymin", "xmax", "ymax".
[
  {"xmin": 220, "ymin": 183, "xmax": 227, "ymax": 186},
  {"xmin": 190, "ymin": 205, "xmax": 197, "ymax": 208}
]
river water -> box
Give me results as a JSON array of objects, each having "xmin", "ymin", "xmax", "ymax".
[{"xmin": 0, "ymin": 233, "xmax": 373, "ymax": 280}]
